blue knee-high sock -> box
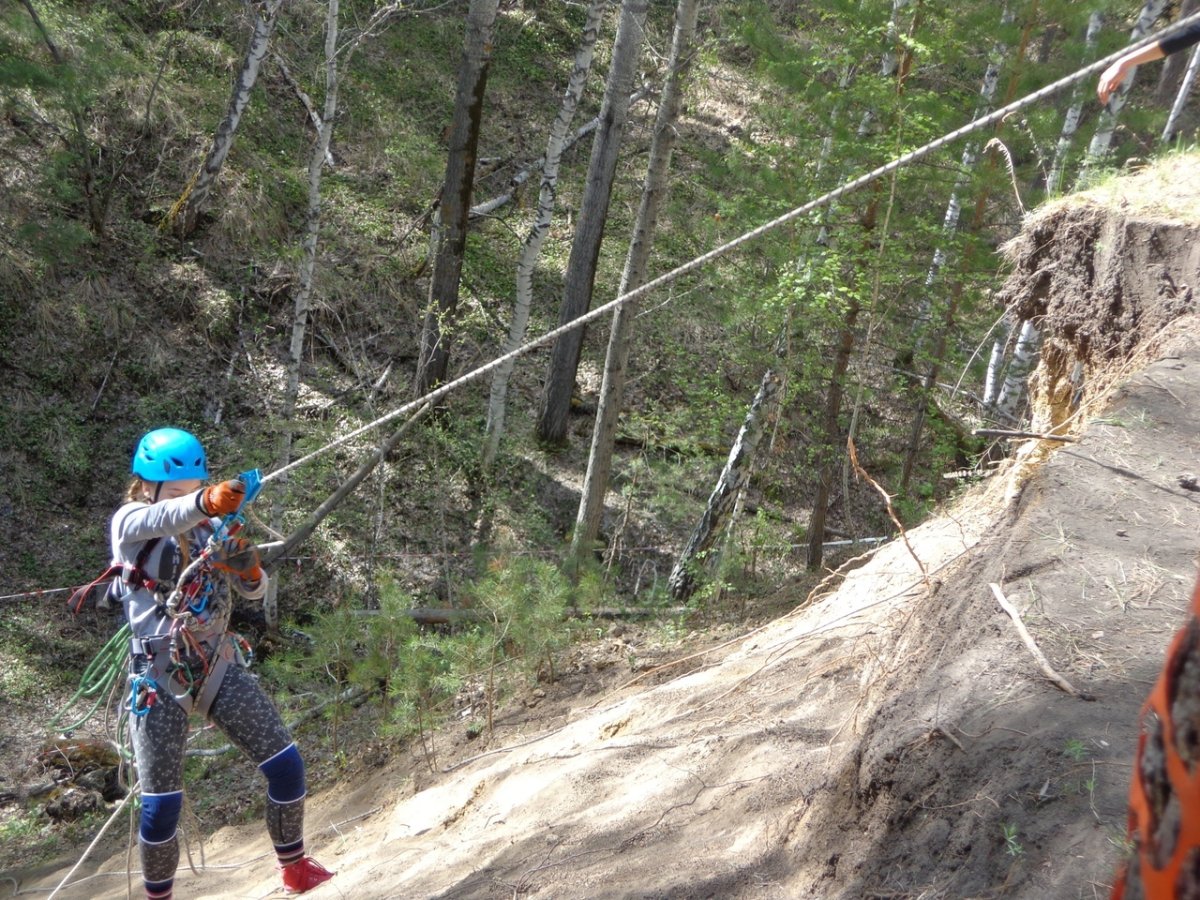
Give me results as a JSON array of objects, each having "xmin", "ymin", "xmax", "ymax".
[
  {"xmin": 259, "ymin": 744, "xmax": 307, "ymax": 864},
  {"xmin": 140, "ymin": 791, "xmax": 183, "ymax": 897}
]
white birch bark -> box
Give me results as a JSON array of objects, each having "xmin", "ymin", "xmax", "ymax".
[
  {"xmin": 669, "ymin": 372, "xmax": 782, "ymax": 603},
  {"xmin": 1047, "ymin": 11, "xmax": 1103, "ymax": 195},
  {"xmin": 1080, "ymin": 0, "xmax": 1170, "ymax": 179},
  {"xmin": 982, "ymin": 315, "xmax": 1012, "ymax": 408},
  {"xmin": 1163, "ymin": 43, "xmax": 1200, "ymax": 142},
  {"xmin": 266, "ymin": 0, "xmax": 339, "ymax": 631},
  {"xmin": 169, "ymin": 0, "xmax": 285, "ymax": 237},
  {"xmin": 481, "ymin": 0, "xmax": 606, "ymax": 470},
  {"xmin": 994, "ymin": 319, "xmax": 1041, "ymax": 422},
  {"xmin": 536, "ymin": 0, "xmax": 650, "ymax": 446},
  {"xmin": 572, "ymin": 0, "xmax": 701, "ymax": 555}
]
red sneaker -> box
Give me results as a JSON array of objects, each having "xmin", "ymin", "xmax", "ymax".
[{"xmin": 281, "ymin": 856, "xmax": 335, "ymax": 894}]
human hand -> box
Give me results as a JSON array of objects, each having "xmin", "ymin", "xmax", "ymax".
[
  {"xmin": 1097, "ymin": 60, "xmax": 1130, "ymax": 105},
  {"xmin": 198, "ymin": 479, "xmax": 246, "ymax": 516},
  {"xmin": 212, "ymin": 536, "xmax": 263, "ymax": 581}
]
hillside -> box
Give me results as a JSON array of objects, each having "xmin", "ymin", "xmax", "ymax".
[{"xmin": 12, "ymin": 154, "xmax": 1200, "ymax": 898}]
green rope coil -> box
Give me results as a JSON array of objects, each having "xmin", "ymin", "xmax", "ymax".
[{"xmin": 50, "ymin": 623, "xmax": 130, "ymax": 733}]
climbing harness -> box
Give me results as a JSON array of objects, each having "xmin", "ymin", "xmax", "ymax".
[{"xmin": 55, "ymin": 468, "xmax": 264, "ymax": 734}]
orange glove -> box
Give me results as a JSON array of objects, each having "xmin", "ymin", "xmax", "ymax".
[
  {"xmin": 212, "ymin": 537, "xmax": 263, "ymax": 582},
  {"xmin": 197, "ymin": 479, "xmax": 245, "ymax": 517}
]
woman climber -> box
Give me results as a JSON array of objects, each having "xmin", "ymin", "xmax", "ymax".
[{"xmin": 110, "ymin": 427, "xmax": 333, "ymax": 898}]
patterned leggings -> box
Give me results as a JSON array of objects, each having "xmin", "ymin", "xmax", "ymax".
[{"xmin": 130, "ymin": 664, "xmax": 304, "ymax": 887}]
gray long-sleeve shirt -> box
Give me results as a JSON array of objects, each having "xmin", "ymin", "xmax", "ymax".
[{"xmin": 109, "ymin": 493, "xmax": 267, "ymax": 641}]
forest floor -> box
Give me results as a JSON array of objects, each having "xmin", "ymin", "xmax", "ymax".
[{"xmin": 11, "ymin": 159, "xmax": 1200, "ymax": 898}]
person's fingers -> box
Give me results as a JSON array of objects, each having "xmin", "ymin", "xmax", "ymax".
[{"xmin": 198, "ymin": 480, "xmax": 246, "ymax": 516}]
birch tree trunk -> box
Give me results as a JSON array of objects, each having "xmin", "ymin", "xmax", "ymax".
[
  {"xmin": 994, "ymin": 319, "xmax": 1041, "ymax": 422},
  {"xmin": 1046, "ymin": 11, "xmax": 1102, "ymax": 195},
  {"xmin": 481, "ymin": 0, "xmax": 606, "ymax": 470},
  {"xmin": 415, "ymin": 0, "xmax": 501, "ymax": 396},
  {"xmin": 164, "ymin": 0, "xmax": 284, "ymax": 238},
  {"xmin": 982, "ymin": 314, "xmax": 1013, "ymax": 408},
  {"xmin": 536, "ymin": 0, "xmax": 650, "ymax": 447},
  {"xmin": 669, "ymin": 372, "xmax": 782, "ymax": 603},
  {"xmin": 1079, "ymin": 0, "xmax": 1169, "ymax": 181},
  {"xmin": 855, "ymin": 0, "xmax": 911, "ymax": 138},
  {"xmin": 1162, "ymin": 43, "xmax": 1200, "ymax": 142},
  {"xmin": 572, "ymin": 0, "xmax": 701, "ymax": 556},
  {"xmin": 265, "ymin": 0, "xmax": 339, "ymax": 631}
]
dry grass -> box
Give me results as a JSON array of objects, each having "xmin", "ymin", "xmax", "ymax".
[{"xmin": 1030, "ymin": 151, "xmax": 1200, "ymax": 227}]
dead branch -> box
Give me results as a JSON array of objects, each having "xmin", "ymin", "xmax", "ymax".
[
  {"xmin": 972, "ymin": 428, "xmax": 1076, "ymax": 442},
  {"xmin": 469, "ymin": 85, "xmax": 654, "ymax": 219},
  {"xmin": 988, "ymin": 583, "xmax": 1094, "ymax": 701},
  {"xmin": 847, "ymin": 436, "xmax": 929, "ymax": 586},
  {"xmin": 260, "ymin": 402, "xmax": 432, "ymax": 570},
  {"xmin": 802, "ymin": 543, "xmax": 887, "ymax": 607},
  {"xmin": 271, "ymin": 51, "xmax": 335, "ymax": 167}
]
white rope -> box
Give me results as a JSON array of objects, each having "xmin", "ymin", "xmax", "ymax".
[
  {"xmin": 45, "ymin": 784, "xmax": 140, "ymax": 900},
  {"xmin": 262, "ymin": 9, "xmax": 1200, "ymax": 487}
]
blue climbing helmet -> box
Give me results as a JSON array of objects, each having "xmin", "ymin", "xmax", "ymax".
[{"xmin": 131, "ymin": 428, "xmax": 209, "ymax": 482}]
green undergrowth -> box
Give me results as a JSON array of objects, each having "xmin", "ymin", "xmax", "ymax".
[{"xmin": 261, "ymin": 559, "xmax": 618, "ymax": 760}]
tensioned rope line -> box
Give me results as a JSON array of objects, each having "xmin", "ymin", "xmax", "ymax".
[
  {"xmin": 2, "ymin": 14, "xmax": 1196, "ymax": 608},
  {"xmin": 263, "ymin": 9, "xmax": 1200, "ymax": 487}
]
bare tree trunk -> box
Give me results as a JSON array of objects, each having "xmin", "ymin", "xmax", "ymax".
[
  {"xmin": 1046, "ymin": 11, "xmax": 1102, "ymax": 195},
  {"xmin": 415, "ymin": 0, "xmax": 501, "ymax": 396},
  {"xmin": 481, "ymin": 0, "xmax": 606, "ymax": 470},
  {"xmin": 982, "ymin": 314, "xmax": 1013, "ymax": 408},
  {"xmin": 805, "ymin": 0, "xmax": 921, "ymax": 568},
  {"xmin": 272, "ymin": 51, "xmax": 336, "ymax": 167},
  {"xmin": 572, "ymin": 0, "xmax": 701, "ymax": 556},
  {"xmin": 536, "ymin": 0, "xmax": 650, "ymax": 447},
  {"xmin": 779, "ymin": 0, "xmax": 896, "ymax": 567},
  {"xmin": 900, "ymin": 283, "xmax": 961, "ymax": 492},
  {"xmin": 1162, "ymin": 42, "xmax": 1200, "ymax": 142},
  {"xmin": 164, "ymin": 0, "xmax": 285, "ymax": 238},
  {"xmin": 261, "ymin": 404, "xmax": 431, "ymax": 572},
  {"xmin": 994, "ymin": 319, "xmax": 1041, "ymax": 423},
  {"xmin": 669, "ymin": 372, "xmax": 782, "ymax": 603},
  {"xmin": 805, "ymin": 297, "xmax": 861, "ymax": 571},
  {"xmin": 1079, "ymin": 0, "xmax": 1169, "ymax": 181},
  {"xmin": 900, "ymin": 3, "xmax": 1031, "ymax": 492},
  {"xmin": 855, "ymin": 0, "xmax": 911, "ymax": 138},
  {"xmin": 265, "ymin": 0, "xmax": 339, "ymax": 631}
]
